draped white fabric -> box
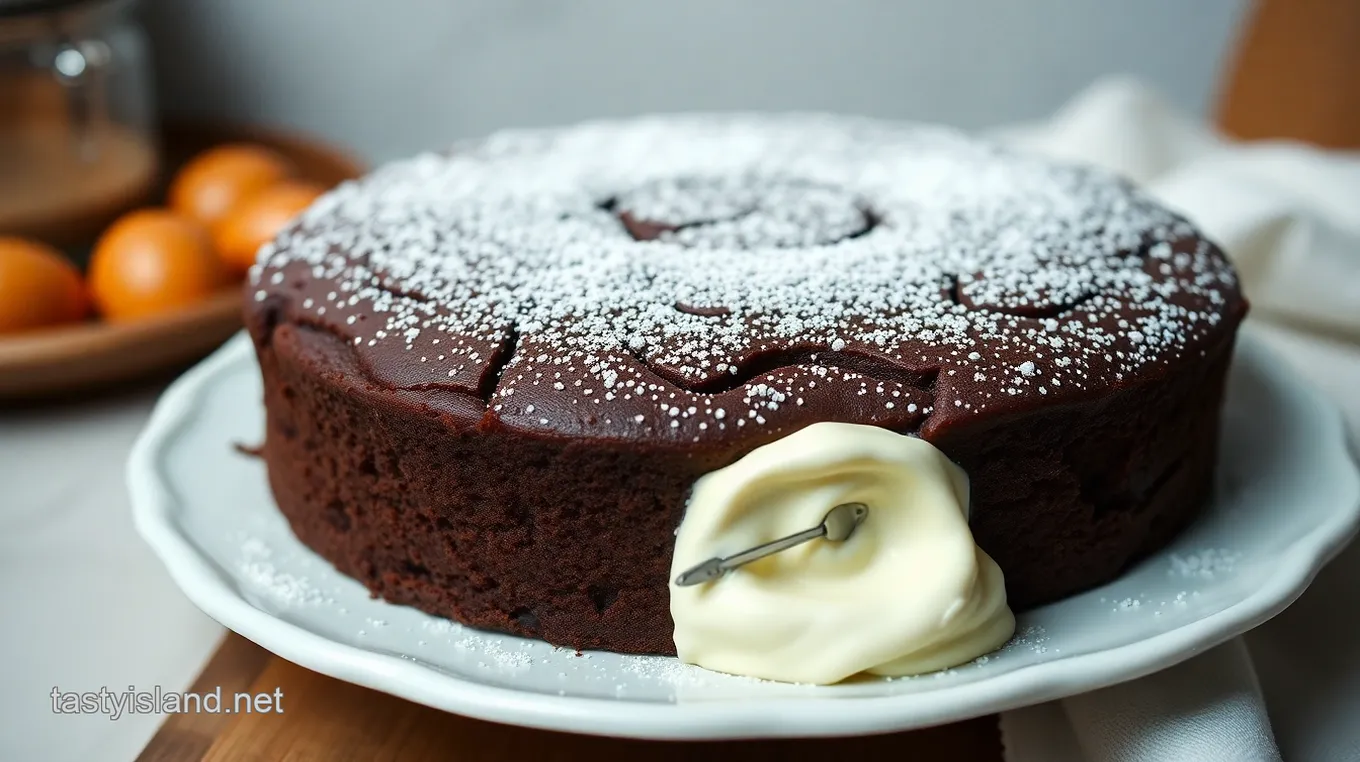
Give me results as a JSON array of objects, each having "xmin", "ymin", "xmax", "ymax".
[{"xmin": 997, "ymin": 78, "xmax": 1360, "ymax": 762}]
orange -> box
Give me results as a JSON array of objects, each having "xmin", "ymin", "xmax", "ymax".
[
  {"xmin": 89, "ymin": 209, "xmax": 226, "ymax": 322},
  {"xmin": 0, "ymin": 236, "xmax": 89, "ymax": 334},
  {"xmin": 214, "ymin": 181, "xmax": 325, "ymax": 273},
  {"xmin": 168, "ymin": 144, "xmax": 296, "ymax": 227}
]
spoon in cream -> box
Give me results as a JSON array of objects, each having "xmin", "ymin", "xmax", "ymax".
[{"xmin": 673, "ymin": 502, "xmax": 870, "ymax": 587}]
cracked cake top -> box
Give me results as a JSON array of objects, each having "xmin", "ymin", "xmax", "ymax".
[{"xmin": 248, "ymin": 113, "xmax": 1243, "ymax": 446}]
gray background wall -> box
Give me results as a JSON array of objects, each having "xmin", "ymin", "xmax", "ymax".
[{"xmin": 142, "ymin": 0, "xmax": 1250, "ymax": 162}]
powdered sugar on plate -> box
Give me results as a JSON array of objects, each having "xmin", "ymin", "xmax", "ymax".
[
  {"xmin": 1168, "ymin": 548, "xmax": 1241, "ymax": 578},
  {"xmin": 236, "ymin": 536, "xmax": 329, "ymax": 607}
]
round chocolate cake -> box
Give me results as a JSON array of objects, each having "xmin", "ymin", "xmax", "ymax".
[{"xmin": 245, "ymin": 114, "xmax": 1246, "ymax": 656}]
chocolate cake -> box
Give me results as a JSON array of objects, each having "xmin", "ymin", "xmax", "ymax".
[{"xmin": 244, "ymin": 115, "xmax": 1246, "ymax": 656}]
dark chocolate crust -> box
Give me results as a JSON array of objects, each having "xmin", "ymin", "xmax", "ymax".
[{"xmin": 245, "ymin": 115, "xmax": 1246, "ymax": 655}]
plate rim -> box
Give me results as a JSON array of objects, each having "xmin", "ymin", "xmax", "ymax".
[{"xmin": 129, "ymin": 329, "xmax": 1360, "ymax": 740}]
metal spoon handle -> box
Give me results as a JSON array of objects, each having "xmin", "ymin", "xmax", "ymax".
[
  {"xmin": 673, "ymin": 502, "xmax": 869, "ymax": 587},
  {"xmin": 673, "ymin": 526, "xmax": 823, "ymax": 587},
  {"xmin": 721, "ymin": 525, "xmax": 826, "ymax": 569}
]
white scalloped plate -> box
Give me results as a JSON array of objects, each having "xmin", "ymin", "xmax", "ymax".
[{"xmin": 130, "ymin": 328, "xmax": 1359, "ymax": 739}]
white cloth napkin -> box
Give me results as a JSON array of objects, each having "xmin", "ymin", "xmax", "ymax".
[
  {"xmin": 995, "ymin": 78, "xmax": 1360, "ymax": 762},
  {"xmin": 999, "ymin": 77, "xmax": 1360, "ymax": 343}
]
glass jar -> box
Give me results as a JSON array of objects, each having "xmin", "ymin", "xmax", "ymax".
[{"xmin": 0, "ymin": 0, "xmax": 158, "ymax": 249}]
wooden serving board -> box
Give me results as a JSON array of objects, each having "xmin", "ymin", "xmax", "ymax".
[{"xmin": 136, "ymin": 634, "xmax": 1003, "ymax": 762}]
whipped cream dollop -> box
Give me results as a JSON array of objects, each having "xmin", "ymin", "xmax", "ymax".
[{"xmin": 669, "ymin": 422, "xmax": 1015, "ymax": 684}]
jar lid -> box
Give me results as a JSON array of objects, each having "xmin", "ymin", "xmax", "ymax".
[{"xmin": 0, "ymin": 0, "xmax": 107, "ymax": 19}]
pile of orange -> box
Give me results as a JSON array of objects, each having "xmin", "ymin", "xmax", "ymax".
[{"xmin": 0, "ymin": 144, "xmax": 326, "ymax": 335}]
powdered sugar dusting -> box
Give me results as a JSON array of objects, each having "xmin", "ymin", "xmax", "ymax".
[
  {"xmin": 1002, "ymin": 624, "xmax": 1052, "ymax": 656},
  {"xmin": 251, "ymin": 114, "xmax": 1240, "ymax": 440},
  {"xmin": 420, "ymin": 619, "xmax": 535, "ymax": 673},
  {"xmin": 238, "ymin": 537, "xmax": 328, "ymax": 606},
  {"xmin": 1168, "ymin": 548, "xmax": 1241, "ymax": 578},
  {"xmin": 616, "ymin": 654, "xmax": 773, "ymax": 689}
]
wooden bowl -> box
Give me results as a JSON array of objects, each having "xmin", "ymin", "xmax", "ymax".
[{"xmin": 0, "ymin": 121, "xmax": 365, "ymax": 400}]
